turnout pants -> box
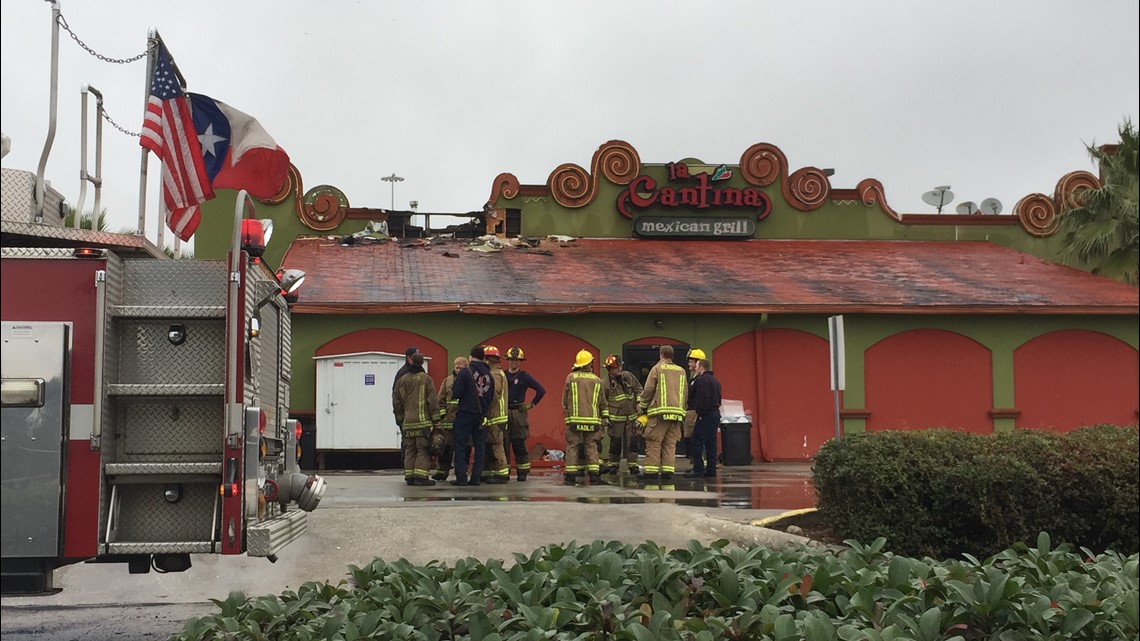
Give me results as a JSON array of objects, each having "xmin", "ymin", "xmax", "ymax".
[
  {"xmin": 403, "ymin": 430, "xmax": 431, "ymax": 480},
  {"xmin": 606, "ymin": 420, "xmax": 639, "ymax": 466},
  {"xmin": 643, "ymin": 416, "xmax": 682, "ymax": 476},
  {"xmin": 430, "ymin": 427, "xmax": 454, "ymax": 477},
  {"xmin": 565, "ymin": 427, "xmax": 601, "ymax": 476},
  {"xmin": 483, "ymin": 424, "xmax": 509, "ymax": 480}
]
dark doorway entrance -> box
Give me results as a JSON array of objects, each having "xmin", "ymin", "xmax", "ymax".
[
  {"xmin": 622, "ymin": 342, "xmax": 690, "ymax": 456},
  {"xmin": 622, "ymin": 342, "xmax": 690, "ymax": 385}
]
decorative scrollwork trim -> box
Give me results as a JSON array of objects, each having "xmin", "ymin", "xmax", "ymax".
[
  {"xmin": 1015, "ymin": 193, "xmax": 1059, "ymax": 237},
  {"xmin": 548, "ymin": 140, "xmax": 641, "ymax": 208},
  {"xmin": 856, "ymin": 178, "xmax": 900, "ymax": 221}
]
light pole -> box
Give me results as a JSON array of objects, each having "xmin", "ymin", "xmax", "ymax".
[{"xmin": 380, "ymin": 173, "xmax": 403, "ymax": 211}]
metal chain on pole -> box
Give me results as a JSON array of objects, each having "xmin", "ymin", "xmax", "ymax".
[
  {"xmin": 46, "ymin": 3, "xmax": 154, "ymax": 137},
  {"xmin": 54, "ymin": 10, "xmax": 155, "ymax": 65},
  {"xmin": 101, "ymin": 109, "xmax": 141, "ymax": 138}
]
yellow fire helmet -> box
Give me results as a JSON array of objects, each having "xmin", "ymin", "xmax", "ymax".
[
  {"xmin": 688, "ymin": 348, "xmax": 707, "ymax": 361},
  {"xmin": 574, "ymin": 349, "xmax": 594, "ymax": 368},
  {"xmin": 506, "ymin": 346, "xmax": 525, "ymax": 361}
]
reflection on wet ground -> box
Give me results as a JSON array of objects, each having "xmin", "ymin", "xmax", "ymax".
[{"xmin": 319, "ymin": 462, "xmax": 816, "ymax": 511}]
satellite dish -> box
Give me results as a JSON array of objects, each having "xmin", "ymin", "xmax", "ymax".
[
  {"xmin": 921, "ymin": 186, "xmax": 954, "ymax": 213},
  {"xmin": 980, "ymin": 198, "xmax": 1003, "ymax": 215},
  {"xmin": 955, "ymin": 201, "xmax": 977, "ymax": 215}
]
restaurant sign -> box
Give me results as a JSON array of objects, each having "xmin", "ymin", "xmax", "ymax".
[
  {"xmin": 635, "ymin": 216, "xmax": 756, "ymax": 238},
  {"xmin": 617, "ymin": 161, "xmax": 772, "ymax": 222}
]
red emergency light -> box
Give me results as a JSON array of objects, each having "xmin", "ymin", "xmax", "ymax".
[{"xmin": 240, "ymin": 219, "xmax": 273, "ymax": 259}]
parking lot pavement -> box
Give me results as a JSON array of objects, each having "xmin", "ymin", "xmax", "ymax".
[{"xmin": 1, "ymin": 463, "xmax": 816, "ymax": 640}]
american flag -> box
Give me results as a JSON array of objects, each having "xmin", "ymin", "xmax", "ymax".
[{"xmin": 140, "ymin": 43, "xmax": 213, "ymax": 241}]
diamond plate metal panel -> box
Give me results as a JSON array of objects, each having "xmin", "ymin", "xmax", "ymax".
[
  {"xmin": 120, "ymin": 259, "xmax": 227, "ymax": 308},
  {"xmin": 0, "ymin": 223, "xmax": 163, "ymax": 257},
  {"xmin": 108, "ymin": 384, "xmax": 224, "ymax": 396},
  {"xmin": 112, "ymin": 483, "xmax": 215, "ymax": 542},
  {"xmin": 111, "ymin": 305, "xmax": 225, "ymax": 318},
  {"xmin": 107, "ymin": 541, "xmax": 213, "ymax": 555},
  {"xmin": 117, "ymin": 319, "xmax": 225, "ymax": 384},
  {"xmin": 1, "ymin": 247, "xmax": 85, "ymax": 259},
  {"xmin": 1, "ymin": 168, "xmax": 64, "ymax": 226},
  {"xmin": 116, "ymin": 398, "xmax": 222, "ymax": 458},
  {"xmin": 98, "ymin": 254, "xmax": 124, "ymax": 536},
  {"xmin": 256, "ymin": 307, "xmax": 282, "ymax": 429},
  {"xmin": 105, "ymin": 462, "xmax": 221, "ymax": 475}
]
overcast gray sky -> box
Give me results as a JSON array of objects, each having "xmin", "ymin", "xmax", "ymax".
[{"xmin": 3, "ymin": 1, "xmax": 1138, "ymax": 244}]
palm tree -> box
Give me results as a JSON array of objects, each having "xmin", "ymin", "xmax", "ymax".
[
  {"xmin": 63, "ymin": 208, "xmax": 109, "ymax": 231},
  {"xmin": 1057, "ymin": 120, "xmax": 1139, "ymax": 286}
]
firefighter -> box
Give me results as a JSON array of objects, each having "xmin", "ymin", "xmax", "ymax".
[
  {"xmin": 602, "ymin": 354, "xmax": 643, "ymax": 474},
  {"xmin": 450, "ymin": 345, "xmax": 494, "ymax": 486},
  {"xmin": 505, "ymin": 346, "xmax": 545, "ymax": 481},
  {"xmin": 682, "ymin": 348, "xmax": 706, "ymax": 465},
  {"xmin": 637, "ymin": 345, "xmax": 687, "ymax": 481},
  {"xmin": 562, "ymin": 349, "xmax": 609, "ymax": 485},
  {"xmin": 481, "ymin": 346, "xmax": 511, "ymax": 484},
  {"xmin": 686, "ymin": 353, "xmax": 723, "ymax": 478},
  {"xmin": 430, "ymin": 356, "xmax": 468, "ymax": 481},
  {"xmin": 393, "ymin": 352, "xmax": 440, "ymax": 486}
]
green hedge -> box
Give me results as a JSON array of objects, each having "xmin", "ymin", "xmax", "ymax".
[
  {"xmin": 171, "ymin": 536, "xmax": 1139, "ymax": 641},
  {"xmin": 813, "ymin": 425, "xmax": 1140, "ymax": 559}
]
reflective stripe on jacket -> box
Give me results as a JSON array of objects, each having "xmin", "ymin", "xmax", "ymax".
[
  {"xmin": 563, "ymin": 370, "xmax": 609, "ymax": 428},
  {"xmin": 437, "ymin": 374, "xmax": 459, "ymax": 428},
  {"xmin": 394, "ymin": 370, "xmax": 439, "ymax": 431},
  {"xmin": 605, "ymin": 369, "xmax": 643, "ymax": 421},
  {"xmin": 639, "ymin": 361, "xmax": 687, "ymax": 421},
  {"xmin": 484, "ymin": 367, "xmax": 509, "ymax": 426}
]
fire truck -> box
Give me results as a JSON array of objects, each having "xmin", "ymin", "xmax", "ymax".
[{"xmin": 1, "ymin": 168, "xmax": 326, "ymax": 594}]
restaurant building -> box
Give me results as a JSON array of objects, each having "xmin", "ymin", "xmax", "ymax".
[{"xmin": 196, "ymin": 140, "xmax": 1139, "ymax": 465}]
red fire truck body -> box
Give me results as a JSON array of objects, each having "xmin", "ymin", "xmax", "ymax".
[{"xmin": 1, "ymin": 177, "xmax": 325, "ymax": 593}]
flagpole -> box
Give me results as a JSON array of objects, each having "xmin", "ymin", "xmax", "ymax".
[{"xmin": 137, "ymin": 29, "xmax": 158, "ymax": 238}]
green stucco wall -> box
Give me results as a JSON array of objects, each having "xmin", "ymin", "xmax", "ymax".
[{"xmin": 287, "ymin": 311, "xmax": 1138, "ymax": 417}]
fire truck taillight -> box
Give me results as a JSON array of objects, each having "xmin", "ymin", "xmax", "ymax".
[
  {"xmin": 295, "ymin": 423, "xmax": 302, "ymax": 441},
  {"xmin": 258, "ymin": 410, "xmax": 267, "ymax": 435},
  {"xmin": 73, "ymin": 247, "xmax": 105, "ymax": 258},
  {"xmin": 222, "ymin": 456, "xmax": 239, "ymax": 497}
]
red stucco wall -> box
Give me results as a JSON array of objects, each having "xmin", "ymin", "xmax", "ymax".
[
  {"xmin": 481, "ymin": 328, "xmax": 599, "ymax": 455},
  {"xmin": 1014, "ymin": 329, "xmax": 1139, "ymax": 431},
  {"xmin": 717, "ymin": 329, "xmax": 835, "ymax": 461},
  {"xmin": 865, "ymin": 329, "xmax": 993, "ymax": 433}
]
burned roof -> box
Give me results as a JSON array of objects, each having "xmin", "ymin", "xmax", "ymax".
[{"xmin": 280, "ymin": 236, "xmax": 1139, "ymax": 315}]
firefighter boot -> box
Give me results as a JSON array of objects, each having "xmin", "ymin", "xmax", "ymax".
[
  {"xmin": 517, "ymin": 471, "xmax": 528, "ymax": 482},
  {"xmin": 563, "ymin": 474, "xmax": 577, "ymax": 486},
  {"xmin": 588, "ymin": 471, "xmax": 603, "ymax": 485},
  {"xmin": 431, "ymin": 472, "xmax": 447, "ymax": 481}
]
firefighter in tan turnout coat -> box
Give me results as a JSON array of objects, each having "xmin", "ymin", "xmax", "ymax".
[
  {"xmin": 562, "ymin": 349, "xmax": 609, "ymax": 485},
  {"xmin": 430, "ymin": 356, "xmax": 468, "ymax": 481},
  {"xmin": 393, "ymin": 352, "xmax": 440, "ymax": 486},
  {"xmin": 481, "ymin": 346, "xmax": 511, "ymax": 483},
  {"xmin": 637, "ymin": 345, "xmax": 687, "ymax": 481},
  {"xmin": 602, "ymin": 354, "xmax": 643, "ymax": 474}
]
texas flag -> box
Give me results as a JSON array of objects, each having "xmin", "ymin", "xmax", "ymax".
[{"xmin": 187, "ymin": 93, "xmax": 290, "ymax": 204}]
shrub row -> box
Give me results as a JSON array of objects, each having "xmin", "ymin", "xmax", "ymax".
[
  {"xmin": 171, "ymin": 536, "xmax": 1138, "ymax": 641},
  {"xmin": 813, "ymin": 425, "xmax": 1139, "ymax": 559}
]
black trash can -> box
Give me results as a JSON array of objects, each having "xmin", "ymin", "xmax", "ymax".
[
  {"xmin": 299, "ymin": 419, "xmax": 317, "ymax": 470},
  {"xmin": 720, "ymin": 422, "xmax": 752, "ymax": 466}
]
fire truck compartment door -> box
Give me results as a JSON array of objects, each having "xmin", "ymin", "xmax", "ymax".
[
  {"xmin": 1, "ymin": 322, "xmax": 68, "ymax": 558},
  {"xmin": 316, "ymin": 353, "xmax": 415, "ymax": 450}
]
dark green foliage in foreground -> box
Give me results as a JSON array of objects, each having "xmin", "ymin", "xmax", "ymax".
[
  {"xmin": 813, "ymin": 425, "xmax": 1139, "ymax": 559},
  {"xmin": 171, "ymin": 534, "xmax": 1138, "ymax": 641}
]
